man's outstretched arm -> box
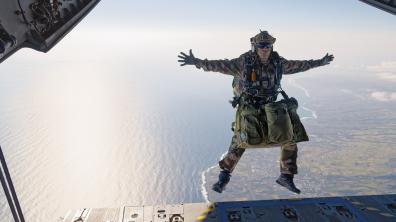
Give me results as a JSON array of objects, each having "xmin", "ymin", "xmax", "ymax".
[
  {"xmin": 282, "ymin": 53, "xmax": 334, "ymax": 75},
  {"xmin": 178, "ymin": 49, "xmax": 242, "ymax": 76}
]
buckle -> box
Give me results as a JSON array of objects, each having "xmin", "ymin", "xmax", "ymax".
[{"xmin": 247, "ymin": 88, "xmax": 259, "ymax": 96}]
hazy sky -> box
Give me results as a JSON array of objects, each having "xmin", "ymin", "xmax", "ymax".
[
  {"xmin": 88, "ymin": 0, "xmax": 394, "ymax": 30},
  {"xmin": 7, "ymin": 0, "xmax": 393, "ymax": 62},
  {"xmin": 0, "ymin": 1, "xmax": 391, "ymax": 58},
  {"xmin": 2, "ymin": 0, "xmax": 395, "ymax": 86}
]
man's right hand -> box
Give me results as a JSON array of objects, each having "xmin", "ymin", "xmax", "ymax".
[
  {"xmin": 320, "ymin": 53, "xmax": 334, "ymax": 65},
  {"xmin": 178, "ymin": 49, "xmax": 197, "ymax": 66}
]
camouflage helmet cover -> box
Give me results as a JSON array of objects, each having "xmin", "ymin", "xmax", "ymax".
[{"xmin": 250, "ymin": 30, "xmax": 276, "ymax": 45}]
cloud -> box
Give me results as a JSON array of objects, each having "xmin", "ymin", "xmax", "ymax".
[
  {"xmin": 340, "ymin": 89, "xmax": 366, "ymax": 100},
  {"xmin": 376, "ymin": 72, "xmax": 396, "ymax": 82},
  {"xmin": 367, "ymin": 61, "xmax": 396, "ymax": 82},
  {"xmin": 367, "ymin": 61, "xmax": 396, "ymax": 72},
  {"xmin": 370, "ymin": 91, "xmax": 396, "ymax": 102}
]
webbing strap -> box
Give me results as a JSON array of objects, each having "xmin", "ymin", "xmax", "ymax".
[
  {"xmin": 279, "ymin": 89, "xmax": 290, "ymax": 100},
  {"xmin": 238, "ymin": 53, "xmax": 290, "ymax": 102},
  {"xmin": 274, "ymin": 57, "xmax": 291, "ymax": 101}
]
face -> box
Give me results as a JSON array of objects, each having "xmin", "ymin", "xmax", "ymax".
[{"xmin": 256, "ymin": 46, "xmax": 272, "ymax": 61}]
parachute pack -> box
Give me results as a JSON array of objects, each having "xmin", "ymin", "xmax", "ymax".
[{"xmin": 232, "ymin": 53, "xmax": 309, "ymax": 148}]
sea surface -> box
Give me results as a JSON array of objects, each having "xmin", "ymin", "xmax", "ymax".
[{"xmin": 1, "ymin": 31, "xmax": 396, "ymax": 221}]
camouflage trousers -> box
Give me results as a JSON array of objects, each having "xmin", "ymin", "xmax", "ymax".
[{"xmin": 219, "ymin": 135, "xmax": 298, "ymax": 175}]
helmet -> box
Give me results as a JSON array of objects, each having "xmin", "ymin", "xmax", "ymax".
[{"xmin": 250, "ymin": 30, "xmax": 276, "ymax": 45}]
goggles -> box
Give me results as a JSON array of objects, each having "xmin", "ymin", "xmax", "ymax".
[{"xmin": 256, "ymin": 43, "xmax": 273, "ymax": 49}]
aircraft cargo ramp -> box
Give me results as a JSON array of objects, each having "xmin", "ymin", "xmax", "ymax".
[{"xmin": 62, "ymin": 194, "xmax": 396, "ymax": 222}]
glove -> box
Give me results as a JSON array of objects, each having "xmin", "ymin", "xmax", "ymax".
[
  {"xmin": 320, "ymin": 53, "xmax": 334, "ymax": 65},
  {"xmin": 178, "ymin": 49, "xmax": 197, "ymax": 66}
]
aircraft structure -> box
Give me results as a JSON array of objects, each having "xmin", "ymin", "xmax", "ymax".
[
  {"xmin": 0, "ymin": 0, "xmax": 100, "ymax": 63},
  {"xmin": 360, "ymin": 0, "xmax": 396, "ymax": 15},
  {"xmin": 62, "ymin": 194, "xmax": 396, "ymax": 222}
]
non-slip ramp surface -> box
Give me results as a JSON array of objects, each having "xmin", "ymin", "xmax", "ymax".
[{"xmin": 63, "ymin": 194, "xmax": 396, "ymax": 221}]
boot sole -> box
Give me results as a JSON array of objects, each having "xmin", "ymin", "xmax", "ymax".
[
  {"xmin": 212, "ymin": 184, "xmax": 225, "ymax": 193},
  {"xmin": 276, "ymin": 179, "xmax": 301, "ymax": 194}
]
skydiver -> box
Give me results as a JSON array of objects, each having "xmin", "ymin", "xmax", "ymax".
[{"xmin": 178, "ymin": 31, "xmax": 334, "ymax": 194}]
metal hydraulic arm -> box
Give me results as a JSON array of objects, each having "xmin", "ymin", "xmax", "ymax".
[{"xmin": 0, "ymin": 146, "xmax": 25, "ymax": 222}]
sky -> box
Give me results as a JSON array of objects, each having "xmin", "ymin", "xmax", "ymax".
[
  {"xmin": 87, "ymin": 0, "xmax": 394, "ymax": 30},
  {"xmin": 2, "ymin": 0, "xmax": 394, "ymax": 104},
  {"xmin": 1, "ymin": 0, "xmax": 394, "ymax": 98},
  {"xmin": 5, "ymin": 0, "xmax": 394, "ymax": 66}
]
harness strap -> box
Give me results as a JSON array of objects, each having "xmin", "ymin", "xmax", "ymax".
[
  {"xmin": 231, "ymin": 52, "xmax": 291, "ymax": 108},
  {"xmin": 279, "ymin": 88, "xmax": 290, "ymax": 100},
  {"xmin": 274, "ymin": 56, "xmax": 290, "ymax": 100}
]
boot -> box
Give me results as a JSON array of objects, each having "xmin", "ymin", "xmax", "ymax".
[
  {"xmin": 276, "ymin": 173, "xmax": 301, "ymax": 194},
  {"xmin": 212, "ymin": 170, "xmax": 231, "ymax": 193}
]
